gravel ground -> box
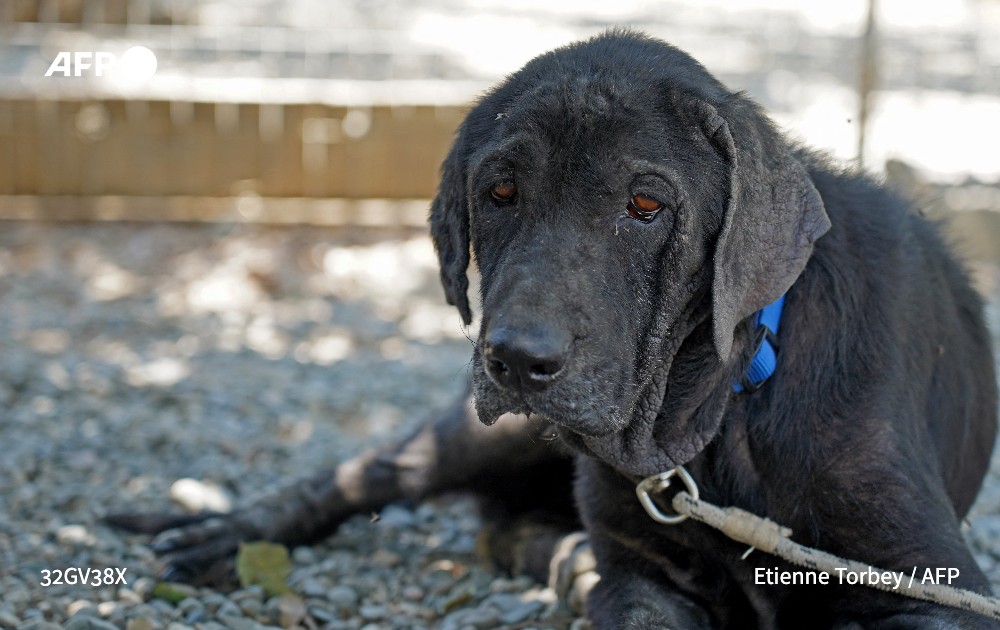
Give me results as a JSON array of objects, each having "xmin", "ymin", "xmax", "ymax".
[{"xmin": 0, "ymin": 221, "xmax": 998, "ymax": 630}]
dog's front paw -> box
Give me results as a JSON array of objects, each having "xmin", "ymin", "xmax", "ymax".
[
  {"xmin": 105, "ymin": 510, "xmax": 257, "ymax": 585},
  {"xmin": 587, "ymin": 573, "xmax": 715, "ymax": 630}
]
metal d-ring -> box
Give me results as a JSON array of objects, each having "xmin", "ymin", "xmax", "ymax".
[{"xmin": 635, "ymin": 465, "xmax": 699, "ymax": 525}]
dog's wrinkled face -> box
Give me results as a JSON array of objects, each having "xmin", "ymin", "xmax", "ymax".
[
  {"xmin": 431, "ymin": 32, "xmax": 829, "ymax": 474},
  {"xmin": 465, "ymin": 79, "xmax": 726, "ymax": 437}
]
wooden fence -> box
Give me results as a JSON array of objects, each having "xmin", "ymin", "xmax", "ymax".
[{"xmin": 0, "ymin": 100, "xmax": 465, "ymax": 200}]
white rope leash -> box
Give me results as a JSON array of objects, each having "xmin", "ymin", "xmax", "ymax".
[{"xmin": 635, "ymin": 467, "xmax": 1000, "ymax": 621}]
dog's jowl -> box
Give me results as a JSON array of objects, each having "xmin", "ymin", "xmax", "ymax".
[{"xmin": 111, "ymin": 31, "xmax": 999, "ymax": 629}]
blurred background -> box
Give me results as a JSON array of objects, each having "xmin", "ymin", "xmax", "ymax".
[
  {"xmin": 1, "ymin": 1, "xmax": 999, "ymax": 629},
  {"xmin": 2, "ymin": 0, "xmax": 999, "ymax": 210}
]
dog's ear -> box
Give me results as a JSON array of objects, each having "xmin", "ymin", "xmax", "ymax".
[
  {"xmin": 700, "ymin": 100, "xmax": 831, "ymax": 362},
  {"xmin": 429, "ymin": 137, "xmax": 473, "ymax": 325}
]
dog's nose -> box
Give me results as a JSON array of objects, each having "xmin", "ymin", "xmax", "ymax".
[{"xmin": 483, "ymin": 326, "xmax": 571, "ymax": 393}]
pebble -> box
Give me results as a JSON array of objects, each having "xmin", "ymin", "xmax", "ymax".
[
  {"xmin": 200, "ymin": 594, "xmax": 229, "ymax": 613},
  {"xmin": 307, "ymin": 606, "xmax": 336, "ymax": 623},
  {"xmin": 96, "ymin": 602, "xmax": 118, "ymax": 618},
  {"xmin": 238, "ymin": 599, "xmax": 262, "ymax": 616},
  {"xmin": 273, "ymin": 595, "xmax": 307, "ymax": 628},
  {"xmin": 5, "ymin": 591, "xmax": 30, "ymax": 607},
  {"xmin": 64, "ymin": 617, "xmax": 119, "ymax": 630},
  {"xmin": 326, "ymin": 585, "xmax": 360, "ymax": 607},
  {"xmin": 118, "ymin": 589, "xmax": 144, "ymax": 605},
  {"xmin": 231, "ymin": 585, "xmax": 265, "ymax": 602},
  {"xmin": 176, "ymin": 599, "xmax": 202, "ymax": 616},
  {"xmin": 56, "ymin": 524, "xmax": 97, "ymax": 546},
  {"xmin": 402, "ymin": 585, "xmax": 425, "ymax": 601},
  {"xmin": 0, "ymin": 611, "xmax": 22, "ymax": 628},
  {"xmin": 217, "ymin": 614, "xmax": 260, "ymax": 630},
  {"xmin": 378, "ymin": 504, "xmax": 418, "ymax": 528},
  {"xmin": 147, "ymin": 600, "xmax": 176, "ymax": 617},
  {"xmin": 291, "ymin": 546, "xmax": 317, "ymax": 564},
  {"xmin": 299, "ymin": 578, "xmax": 328, "ymax": 597},
  {"xmin": 359, "ymin": 604, "xmax": 388, "ymax": 621},
  {"xmin": 457, "ymin": 607, "xmax": 501, "ymax": 628},
  {"xmin": 125, "ymin": 618, "xmax": 157, "ymax": 630},
  {"xmin": 372, "ymin": 548, "xmax": 402, "ymax": 568},
  {"xmin": 214, "ymin": 600, "xmax": 242, "ymax": 619},
  {"xmin": 498, "ymin": 599, "xmax": 546, "ymax": 625},
  {"xmin": 66, "ymin": 601, "xmax": 96, "ymax": 617}
]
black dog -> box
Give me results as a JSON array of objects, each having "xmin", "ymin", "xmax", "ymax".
[{"xmin": 113, "ymin": 31, "xmax": 999, "ymax": 628}]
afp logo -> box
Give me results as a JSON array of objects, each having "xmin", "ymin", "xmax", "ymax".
[{"xmin": 44, "ymin": 46, "xmax": 158, "ymax": 82}]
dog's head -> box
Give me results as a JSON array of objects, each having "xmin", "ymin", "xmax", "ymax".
[{"xmin": 431, "ymin": 31, "xmax": 829, "ymax": 473}]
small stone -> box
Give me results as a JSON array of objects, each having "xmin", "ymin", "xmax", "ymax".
[
  {"xmin": 96, "ymin": 601, "xmax": 118, "ymax": 617},
  {"xmin": 371, "ymin": 548, "xmax": 402, "ymax": 568},
  {"xmin": 300, "ymin": 577, "xmax": 327, "ymax": 597},
  {"xmin": 359, "ymin": 604, "xmax": 388, "ymax": 621},
  {"xmin": 67, "ymin": 600, "xmax": 96, "ymax": 617},
  {"xmin": 238, "ymin": 598, "xmax": 262, "ymax": 616},
  {"xmin": 325, "ymin": 585, "xmax": 359, "ymax": 607},
  {"xmin": 217, "ymin": 614, "xmax": 261, "ymax": 630},
  {"xmin": 148, "ymin": 599, "xmax": 176, "ymax": 616},
  {"xmin": 498, "ymin": 599, "xmax": 545, "ymax": 625},
  {"xmin": 176, "ymin": 598, "xmax": 202, "ymax": 615},
  {"xmin": 308, "ymin": 606, "xmax": 336, "ymax": 623},
  {"xmin": 118, "ymin": 588, "xmax": 144, "ymax": 605},
  {"xmin": 0, "ymin": 610, "xmax": 21, "ymax": 628},
  {"xmin": 402, "ymin": 585, "xmax": 424, "ymax": 601},
  {"xmin": 125, "ymin": 617, "xmax": 157, "ymax": 630},
  {"xmin": 215, "ymin": 600, "xmax": 242, "ymax": 619},
  {"xmin": 459, "ymin": 607, "xmax": 501, "ymax": 628},
  {"xmin": 5, "ymin": 590, "xmax": 30, "ymax": 607},
  {"xmin": 184, "ymin": 609, "xmax": 209, "ymax": 624},
  {"xmin": 421, "ymin": 568, "xmax": 455, "ymax": 594},
  {"xmin": 56, "ymin": 524, "xmax": 97, "ymax": 545},
  {"xmin": 274, "ymin": 594, "xmax": 306, "ymax": 628},
  {"xmin": 489, "ymin": 576, "xmax": 535, "ymax": 593},
  {"xmin": 291, "ymin": 546, "xmax": 317, "ymax": 564},
  {"xmin": 65, "ymin": 618, "xmax": 118, "ymax": 630},
  {"xmin": 378, "ymin": 504, "xmax": 417, "ymax": 528},
  {"xmin": 200, "ymin": 594, "xmax": 229, "ymax": 613},
  {"xmin": 231, "ymin": 585, "xmax": 265, "ymax": 601}
]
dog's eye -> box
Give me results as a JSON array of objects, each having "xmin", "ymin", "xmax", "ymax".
[
  {"xmin": 627, "ymin": 194, "xmax": 663, "ymax": 222},
  {"xmin": 490, "ymin": 181, "xmax": 517, "ymax": 203}
]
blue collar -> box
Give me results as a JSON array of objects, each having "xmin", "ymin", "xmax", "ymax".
[{"xmin": 732, "ymin": 294, "xmax": 785, "ymax": 393}]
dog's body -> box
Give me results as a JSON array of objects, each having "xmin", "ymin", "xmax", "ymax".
[{"xmin": 113, "ymin": 32, "xmax": 998, "ymax": 628}]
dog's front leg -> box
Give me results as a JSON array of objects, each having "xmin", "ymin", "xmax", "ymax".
[
  {"xmin": 586, "ymin": 563, "xmax": 715, "ymax": 629},
  {"xmin": 574, "ymin": 458, "xmax": 717, "ymax": 629},
  {"xmin": 107, "ymin": 388, "xmax": 566, "ymax": 583}
]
